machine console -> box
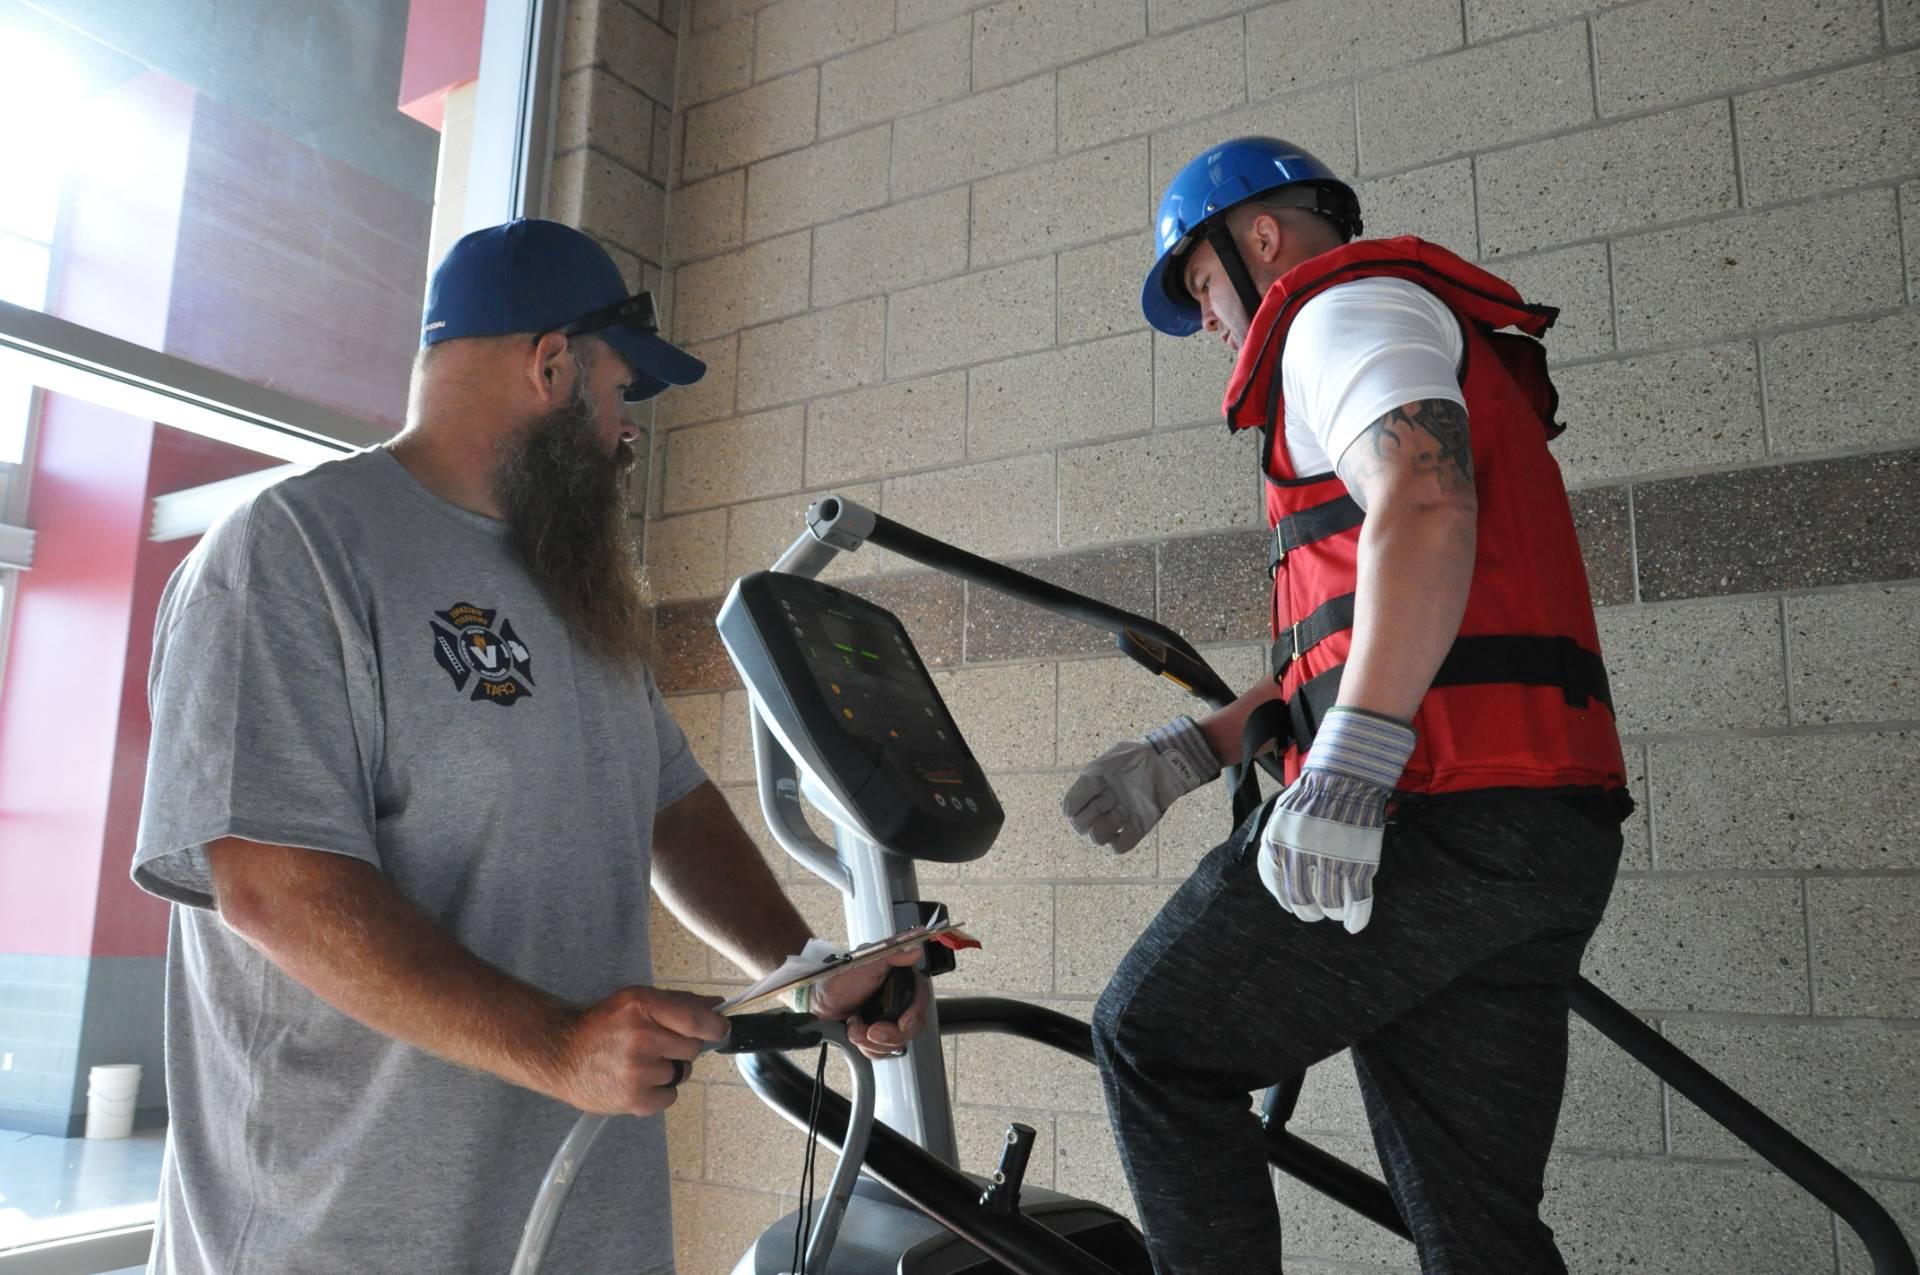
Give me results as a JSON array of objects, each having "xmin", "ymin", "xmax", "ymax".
[{"xmin": 716, "ymin": 571, "xmax": 1003, "ymax": 863}]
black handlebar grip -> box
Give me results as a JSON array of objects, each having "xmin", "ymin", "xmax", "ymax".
[{"xmin": 715, "ymin": 1011, "xmax": 824, "ymax": 1054}]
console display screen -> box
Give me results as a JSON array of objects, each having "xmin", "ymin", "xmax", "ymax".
[{"xmin": 772, "ymin": 584, "xmax": 960, "ymax": 760}]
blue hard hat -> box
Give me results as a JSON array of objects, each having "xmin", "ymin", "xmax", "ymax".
[
  {"xmin": 422, "ymin": 219, "xmax": 704, "ymax": 402},
  {"xmin": 1142, "ymin": 136, "xmax": 1361, "ymax": 337}
]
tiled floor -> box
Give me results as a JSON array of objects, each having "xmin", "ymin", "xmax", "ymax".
[{"xmin": 0, "ymin": 1125, "xmax": 163, "ymax": 1253}]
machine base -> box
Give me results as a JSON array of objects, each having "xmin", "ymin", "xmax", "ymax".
[{"xmin": 732, "ymin": 1179, "xmax": 1152, "ymax": 1274}]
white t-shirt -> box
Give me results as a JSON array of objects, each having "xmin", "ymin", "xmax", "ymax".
[{"xmin": 1279, "ymin": 276, "xmax": 1467, "ymax": 475}]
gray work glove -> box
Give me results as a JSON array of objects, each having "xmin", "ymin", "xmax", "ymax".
[
  {"xmin": 1062, "ymin": 717, "xmax": 1221, "ymax": 854},
  {"xmin": 1258, "ymin": 707, "xmax": 1416, "ymax": 935}
]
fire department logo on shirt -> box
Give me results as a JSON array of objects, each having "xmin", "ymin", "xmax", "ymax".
[{"xmin": 430, "ymin": 603, "xmax": 535, "ymax": 706}]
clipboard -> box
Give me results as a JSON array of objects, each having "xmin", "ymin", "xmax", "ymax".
[{"xmin": 717, "ymin": 917, "xmax": 975, "ymax": 1014}]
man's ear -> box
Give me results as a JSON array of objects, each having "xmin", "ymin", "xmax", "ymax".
[
  {"xmin": 525, "ymin": 331, "xmax": 573, "ymax": 405},
  {"xmin": 1245, "ymin": 210, "xmax": 1287, "ymax": 267}
]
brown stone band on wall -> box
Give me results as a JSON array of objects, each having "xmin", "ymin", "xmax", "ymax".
[
  {"xmin": 651, "ymin": 445, "xmax": 1920, "ymax": 695},
  {"xmin": 965, "ymin": 543, "xmax": 1158, "ymax": 662},
  {"xmin": 1634, "ymin": 449, "xmax": 1920, "ymax": 602}
]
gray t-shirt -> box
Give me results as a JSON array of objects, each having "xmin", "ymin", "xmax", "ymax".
[{"xmin": 133, "ymin": 448, "xmax": 708, "ymax": 1274}]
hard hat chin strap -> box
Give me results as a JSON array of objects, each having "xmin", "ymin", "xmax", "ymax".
[{"xmin": 1203, "ymin": 220, "xmax": 1266, "ymax": 327}]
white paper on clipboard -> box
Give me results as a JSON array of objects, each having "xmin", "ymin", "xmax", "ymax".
[{"xmin": 717, "ymin": 917, "xmax": 971, "ymax": 1014}]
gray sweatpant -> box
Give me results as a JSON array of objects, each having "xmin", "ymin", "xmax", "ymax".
[{"xmin": 1093, "ymin": 789, "xmax": 1624, "ymax": 1275}]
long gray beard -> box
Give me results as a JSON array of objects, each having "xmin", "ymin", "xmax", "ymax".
[{"xmin": 493, "ymin": 381, "xmax": 650, "ymax": 665}]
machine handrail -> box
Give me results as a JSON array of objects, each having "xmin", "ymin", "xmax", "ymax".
[
  {"xmin": 1568, "ymin": 980, "xmax": 1916, "ymax": 1275},
  {"xmin": 853, "ymin": 508, "xmax": 1239, "ymax": 711}
]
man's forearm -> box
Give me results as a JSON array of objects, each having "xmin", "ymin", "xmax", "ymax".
[
  {"xmin": 210, "ymin": 838, "xmax": 573, "ymax": 1097},
  {"xmin": 651, "ymin": 782, "xmax": 813, "ymax": 978},
  {"xmin": 1335, "ymin": 502, "xmax": 1476, "ymax": 721},
  {"xmin": 1199, "ymin": 675, "xmax": 1286, "ymax": 765}
]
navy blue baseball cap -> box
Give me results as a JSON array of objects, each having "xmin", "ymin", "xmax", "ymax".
[{"xmin": 421, "ymin": 219, "xmax": 704, "ymax": 402}]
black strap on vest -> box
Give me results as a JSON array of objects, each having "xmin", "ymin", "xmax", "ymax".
[
  {"xmin": 1267, "ymin": 592, "xmax": 1356, "ymax": 676},
  {"xmin": 1270, "ymin": 607, "xmax": 1614, "ymax": 713},
  {"xmin": 1232, "ymin": 634, "xmax": 1616, "ymax": 818},
  {"xmin": 1428, "ymin": 635, "xmax": 1614, "ymax": 713},
  {"xmin": 1232, "ymin": 697, "xmax": 1296, "ymax": 825},
  {"xmin": 1269, "ymin": 495, "xmax": 1365, "ymax": 575}
]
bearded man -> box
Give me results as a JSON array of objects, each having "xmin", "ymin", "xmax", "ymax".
[{"xmin": 131, "ymin": 219, "xmax": 926, "ymax": 1274}]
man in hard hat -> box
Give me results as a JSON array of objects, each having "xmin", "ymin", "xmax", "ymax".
[
  {"xmin": 133, "ymin": 219, "xmax": 926, "ymax": 1273},
  {"xmin": 1064, "ymin": 138, "xmax": 1630, "ymax": 1273}
]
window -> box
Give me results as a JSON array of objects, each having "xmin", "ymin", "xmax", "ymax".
[
  {"xmin": 0, "ymin": 44, "xmax": 56, "ymax": 690},
  {"xmin": 1, "ymin": 6, "xmax": 439, "ymax": 426},
  {"xmin": 0, "ymin": 114, "xmax": 53, "ymax": 469},
  {"xmin": 0, "ymin": 235, "xmax": 47, "ymax": 466},
  {"xmin": 0, "ymin": 216, "xmax": 34, "ymax": 679},
  {"xmin": 0, "ymin": 0, "xmax": 567, "ymax": 1260}
]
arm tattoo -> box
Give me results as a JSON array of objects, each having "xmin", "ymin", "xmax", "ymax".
[{"xmin": 1334, "ymin": 398, "xmax": 1473, "ymax": 511}]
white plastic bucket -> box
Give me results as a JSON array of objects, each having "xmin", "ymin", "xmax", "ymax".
[
  {"xmin": 85, "ymin": 1063, "xmax": 143, "ymax": 1138},
  {"xmin": 89, "ymin": 1063, "xmax": 142, "ymax": 1099},
  {"xmin": 85, "ymin": 1091, "xmax": 136, "ymax": 1139}
]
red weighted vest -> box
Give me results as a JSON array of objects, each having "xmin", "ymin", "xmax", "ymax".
[{"xmin": 1223, "ymin": 236, "xmax": 1626, "ymax": 796}]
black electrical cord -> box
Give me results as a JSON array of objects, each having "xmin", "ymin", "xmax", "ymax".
[{"xmin": 789, "ymin": 1043, "xmax": 830, "ymax": 1274}]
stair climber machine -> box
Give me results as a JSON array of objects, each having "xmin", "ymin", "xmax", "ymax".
[
  {"xmin": 510, "ymin": 495, "xmax": 1917, "ymax": 1275},
  {"xmin": 707, "ymin": 511, "xmax": 1161, "ymax": 1275}
]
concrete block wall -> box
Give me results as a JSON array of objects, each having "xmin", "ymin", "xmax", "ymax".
[
  {"xmin": 553, "ymin": 0, "xmax": 683, "ymax": 288},
  {"xmin": 590, "ymin": 0, "xmax": 1917, "ymax": 1269}
]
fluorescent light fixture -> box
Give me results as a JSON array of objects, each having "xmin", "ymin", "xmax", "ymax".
[
  {"xmin": 148, "ymin": 465, "xmax": 310, "ymax": 542},
  {"xmin": 0, "ymin": 520, "xmax": 32, "ymax": 569}
]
